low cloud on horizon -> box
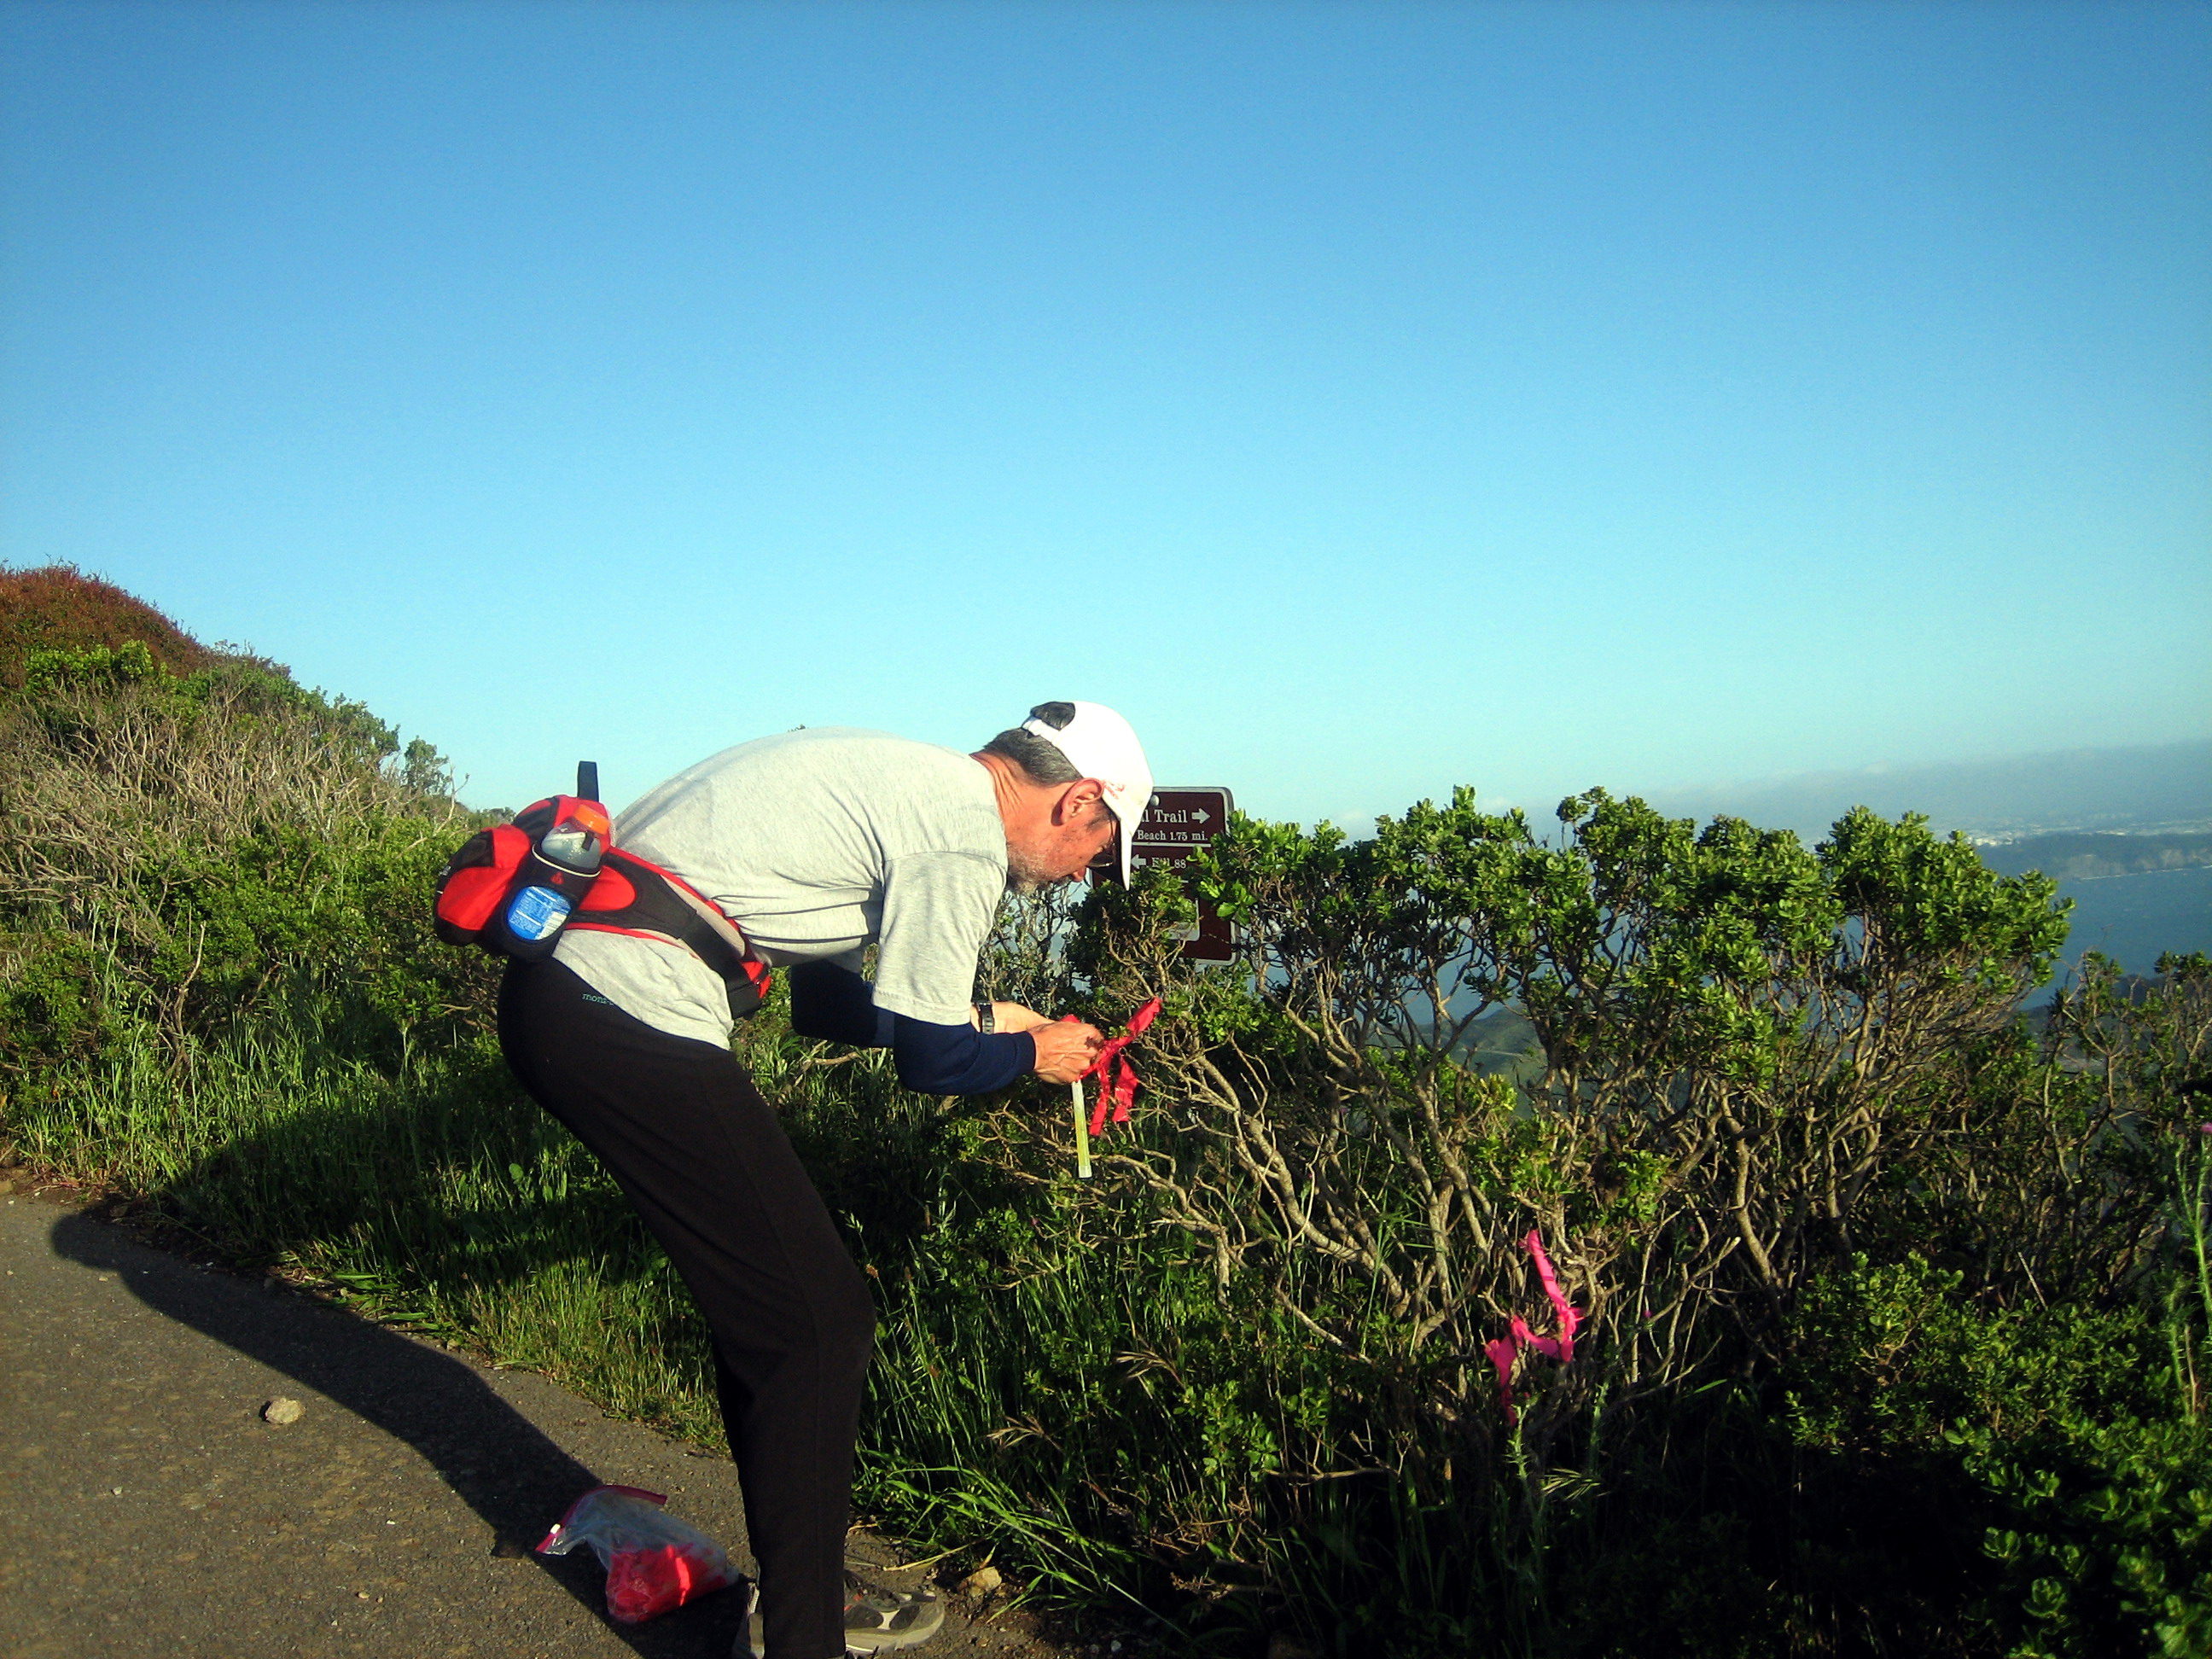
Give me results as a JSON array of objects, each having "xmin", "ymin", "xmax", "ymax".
[{"xmin": 1644, "ymin": 737, "xmax": 2212, "ymax": 844}]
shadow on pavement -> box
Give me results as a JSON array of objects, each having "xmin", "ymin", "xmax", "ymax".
[{"xmin": 48, "ymin": 1208, "xmax": 750, "ymax": 1657}]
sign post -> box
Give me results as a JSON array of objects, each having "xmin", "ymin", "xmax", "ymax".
[{"xmin": 1096, "ymin": 787, "xmax": 1237, "ymax": 961}]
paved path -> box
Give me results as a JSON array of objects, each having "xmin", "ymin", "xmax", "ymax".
[{"xmin": 0, "ymin": 1188, "xmax": 1056, "ymax": 1659}]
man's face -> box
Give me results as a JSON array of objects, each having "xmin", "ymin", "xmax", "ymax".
[{"xmin": 1005, "ymin": 794, "xmax": 1120, "ymax": 894}]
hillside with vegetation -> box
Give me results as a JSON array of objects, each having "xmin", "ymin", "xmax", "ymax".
[
  {"xmin": 0, "ymin": 563, "xmax": 214, "ymax": 686},
  {"xmin": 3, "ymin": 565, "xmax": 2210, "ymax": 1658},
  {"xmin": 1978, "ymin": 830, "xmax": 2212, "ymax": 882}
]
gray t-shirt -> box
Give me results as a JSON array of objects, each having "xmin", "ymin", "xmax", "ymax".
[{"xmin": 554, "ymin": 728, "xmax": 1007, "ymax": 1046}]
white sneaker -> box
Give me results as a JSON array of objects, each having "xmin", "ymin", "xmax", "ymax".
[
  {"xmin": 739, "ymin": 1573, "xmax": 945, "ymax": 1656},
  {"xmin": 840, "ymin": 1573, "xmax": 945, "ymax": 1651}
]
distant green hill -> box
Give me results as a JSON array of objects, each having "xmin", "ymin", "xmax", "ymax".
[
  {"xmin": 1976, "ymin": 832, "xmax": 2212, "ymax": 979},
  {"xmin": 1977, "ymin": 830, "xmax": 2212, "ymax": 882},
  {"xmin": 1394, "ymin": 1003, "xmax": 1548, "ymax": 1086}
]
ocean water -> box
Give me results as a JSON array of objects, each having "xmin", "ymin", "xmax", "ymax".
[{"xmin": 2051, "ymin": 865, "xmax": 2212, "ymax": 979}]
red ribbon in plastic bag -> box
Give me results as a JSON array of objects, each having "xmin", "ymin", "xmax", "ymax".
[
  {"xmin": 533, "ymin": 1483, "xmax": 738, "ymax": 1625},
  {"xmin": 1082, "ymin": 996, "xmax": 1163, "ymax": 1138}
]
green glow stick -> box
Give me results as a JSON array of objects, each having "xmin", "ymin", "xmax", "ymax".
[{"xmin": 1072, "ymin": 1080, "xmax": 1092, "ymax": 1179}]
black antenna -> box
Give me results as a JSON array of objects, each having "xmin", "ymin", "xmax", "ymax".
[{"xmin": 576, "ymin": 761, "xmax": 600, "ymax": 801}]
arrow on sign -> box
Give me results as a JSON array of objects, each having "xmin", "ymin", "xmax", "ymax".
[{"xmin": 1191, "ymin": 810, "xmax": 1210, "ymax": 824}]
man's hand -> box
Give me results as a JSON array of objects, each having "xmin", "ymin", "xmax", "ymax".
[{"xmin": 1029, "ymin": 1018, "xmax": 1103, "ymax": 1085}]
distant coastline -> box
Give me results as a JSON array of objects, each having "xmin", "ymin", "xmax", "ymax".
[
  {"xmin": 1976, "ymin": 829, "xmax": 2212, "ymax": 883},
  {"xmin": 1641, "ymin": 738, "xmax": 2212, "ymax": 978}
]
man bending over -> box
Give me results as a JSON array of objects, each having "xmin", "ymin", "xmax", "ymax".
[{"xmin": 497, "ymin": 701, "xmax": 1152, "ymax": 1659}]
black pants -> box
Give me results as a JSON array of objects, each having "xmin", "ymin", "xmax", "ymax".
[{"xmin": 499, "ymin": 959, "xmax": 876, "ymax": 1659}]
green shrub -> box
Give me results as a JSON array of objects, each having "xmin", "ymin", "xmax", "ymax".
[
  {"xmin": 1784, "ymin": 1251, "xmax": 2212, "ymax": 1658},
  {"xmin": 0, "ymin": 927, "xmax": 131, "ymax": 1072}
]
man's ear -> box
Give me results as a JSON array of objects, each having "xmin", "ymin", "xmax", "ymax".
[{"xmin": 1057, "ymin": 779, "xmax": 1106, "ymax": 824}]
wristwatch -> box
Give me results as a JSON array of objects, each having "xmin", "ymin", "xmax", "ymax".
[{"xmin": 975, "ymin": 1001, "xmax": 996, "ymax": 1033}]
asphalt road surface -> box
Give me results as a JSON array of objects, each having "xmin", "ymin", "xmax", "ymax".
[{"xmin": 0, "ymin": 1187, "xmax": 1067, "ymax": 1659}]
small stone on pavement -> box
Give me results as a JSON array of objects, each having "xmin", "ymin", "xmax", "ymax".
[{"xmin": 262, "ymin": 1396, "xmax": 305, "ymax": 1425}]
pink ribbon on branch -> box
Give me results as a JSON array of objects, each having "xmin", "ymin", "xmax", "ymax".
[
  {"xmin": 1487, "ymin": 1231, "xmax": 1587, "ymax": 1425},
  {"xmin": 1521, "ymin": 1231, "xmax": 1583, "ymax": 1362},
  {"xmin": 1080, "ymin": 996, "xmax": 1164, "ymax": 1138}
]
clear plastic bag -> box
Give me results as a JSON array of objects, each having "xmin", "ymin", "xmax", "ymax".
[{"xmin": 534, "ymin": 1483, "xmax": 742, "ymax": 1624}]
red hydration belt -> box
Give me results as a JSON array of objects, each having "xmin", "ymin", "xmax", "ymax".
[{"xmin": 568, "ymin": 849, "xmax": 774, "ymax": 1019}]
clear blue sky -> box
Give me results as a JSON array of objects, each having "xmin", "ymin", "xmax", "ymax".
[{"xmin": 3, "ymin": 1, "xmax": 2207, "ymax": 824}]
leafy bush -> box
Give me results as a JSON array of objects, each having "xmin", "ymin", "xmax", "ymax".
[
  {"xmin": 906, "ymin": 792, "xmax": 2204, "ymax": 1652},
  {"xmin": 1784, "ymin": 1247, "xmax": 2212, "ymax": 1658}
]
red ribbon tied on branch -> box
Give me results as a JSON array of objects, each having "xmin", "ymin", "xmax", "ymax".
[{"xmin": 1080, "ymin": 996, "xmax": 1163, "ymax": 1138}]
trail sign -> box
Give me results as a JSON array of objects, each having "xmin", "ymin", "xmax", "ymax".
[
  {"xmin": 1097, "ymin": 787, "xmax": 1237, "ymax": 961},
  {"xmin": 1131, "ymin": 789, "xmax": 1233, "ymax": 860}
]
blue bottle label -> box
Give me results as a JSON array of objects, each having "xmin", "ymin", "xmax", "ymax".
[{"xmin": 507, "ymin": 885, "xmax": 573, "ymax": 941}]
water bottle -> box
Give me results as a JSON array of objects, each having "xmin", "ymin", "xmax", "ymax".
[
  {"xmin": 498, "ymin": 769, "xmax": 609, "ymax": 958},
  {"xmin": 503, "ymin": 877, "xmax": 575, "ymax": 946},
  {"xmin": 537, "ymin": 808, "xmax": 606, "ymax": 877}
]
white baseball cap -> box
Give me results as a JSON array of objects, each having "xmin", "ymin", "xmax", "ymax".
[{"xmin": 1020, "ymin": 701, "xmax": 1154, "ymax": 885}]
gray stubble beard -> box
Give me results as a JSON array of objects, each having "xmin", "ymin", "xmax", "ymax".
[{"xmin": 1004, "ymin": 844, "xmax": 1061, "ymax": 896}]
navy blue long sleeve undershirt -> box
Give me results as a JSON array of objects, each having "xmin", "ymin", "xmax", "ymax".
[{"xmin": 785, "ymin": 960, "xmax": 1034, "ymax": 1095}]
